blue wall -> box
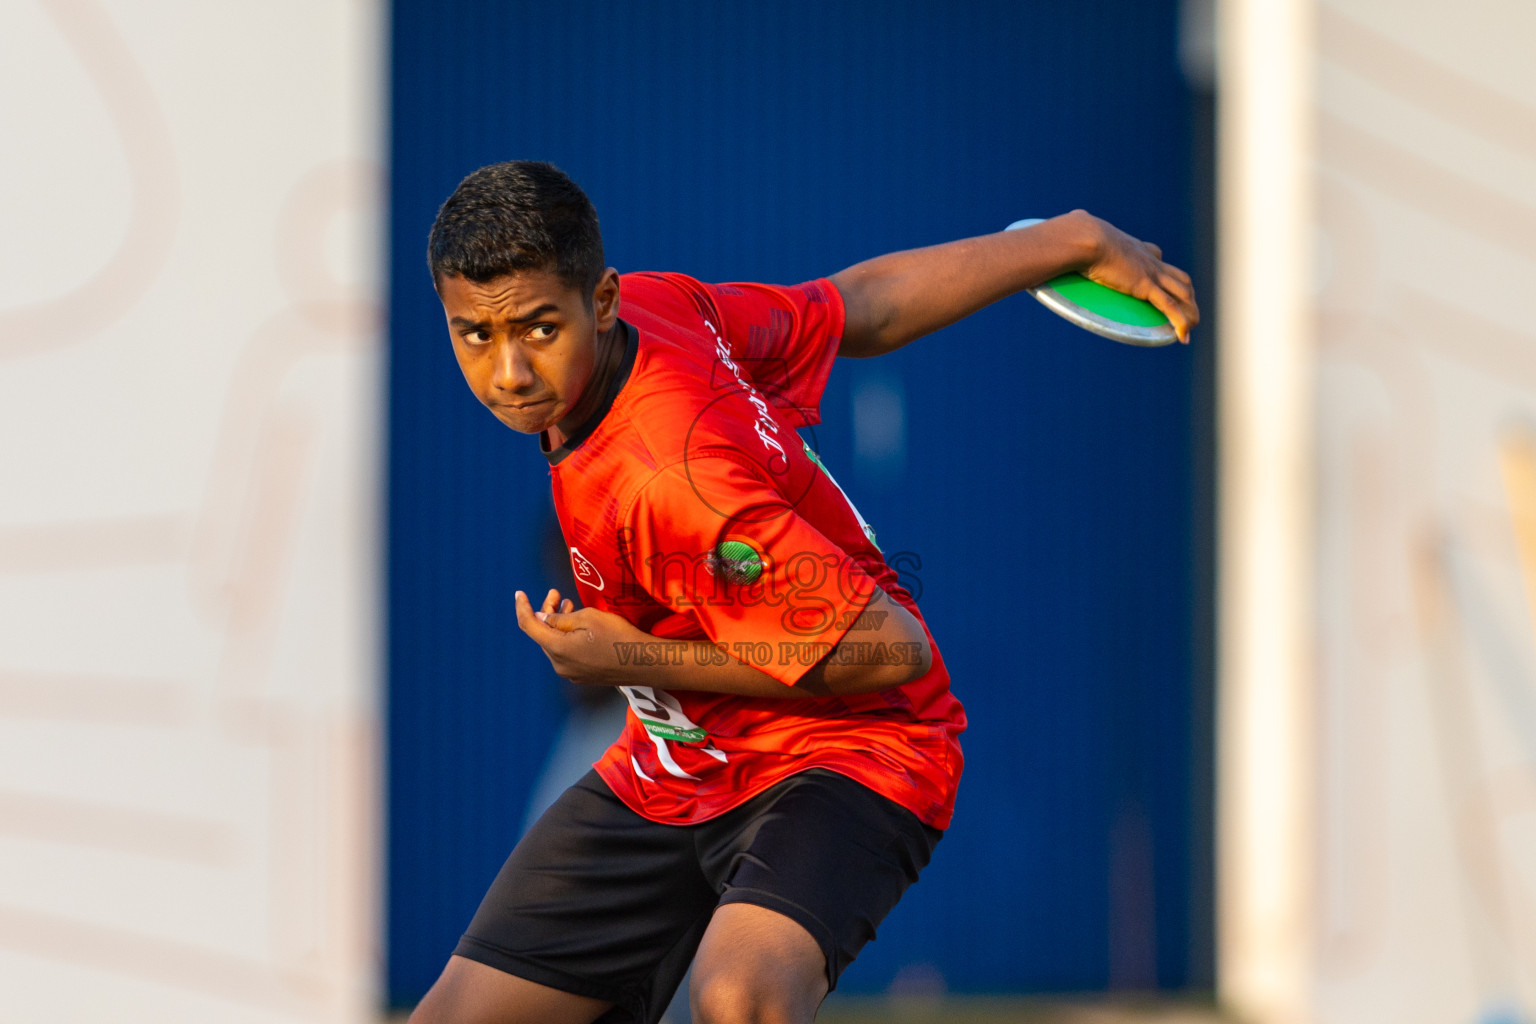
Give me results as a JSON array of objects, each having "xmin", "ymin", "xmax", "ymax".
[{"xmin": 389, "ymin": 0, "xmax": 1205, "ymax": 1006}]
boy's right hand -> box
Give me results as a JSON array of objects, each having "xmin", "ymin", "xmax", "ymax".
[{"xmin": 1061, "ymin": 209, "xmax": 1200, "ymax": 343}]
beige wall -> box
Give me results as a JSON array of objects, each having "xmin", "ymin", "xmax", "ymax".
[
  {"xmin": 0, "ymin": 1, "xmax": 382, "ymax": 1020},
  {"xmin": 1221, "ymin": 1, "xmax": 1536, "ymax": 1022}
]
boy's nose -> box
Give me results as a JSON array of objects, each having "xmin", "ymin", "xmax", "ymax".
[{"xmin": 492, "ymin": 342, "xmax": 535, "ymax": 392}]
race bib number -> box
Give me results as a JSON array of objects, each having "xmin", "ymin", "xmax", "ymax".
[
  {"xmin": 620, "ymin": 686, "xmax": 728, "ymax": 782},
  {"xmin": 621, "ymin": 685, "xmax": 707, "ymax": 743}
]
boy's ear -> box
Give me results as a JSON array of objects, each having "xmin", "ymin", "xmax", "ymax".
[{"xmin": 592, "ymin": 268, "xmax": 621, "ymax": 329}]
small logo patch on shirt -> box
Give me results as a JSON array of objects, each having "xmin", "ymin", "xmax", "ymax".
[
  {"xmin": 570, "ymin": 546, "xmax": 605, "ymax": 590},
  {"xmin": 706, "ymin": 539, "xmax": 764, "ymax": 586}
]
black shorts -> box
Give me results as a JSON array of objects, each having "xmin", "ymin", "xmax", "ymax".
[{"xmin": 453, "ymin": 768, "xmax": 943, "ymax": 1024}]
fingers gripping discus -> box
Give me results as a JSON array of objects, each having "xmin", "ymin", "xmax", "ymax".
[{"xmin": 1005, "ymin": 218, "xmax": 1177, "ymax": 347}]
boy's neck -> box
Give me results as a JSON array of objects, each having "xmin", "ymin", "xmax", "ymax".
[{"xmin": 547, "ymin": 319, "xmax": 626, "ymax": 449}]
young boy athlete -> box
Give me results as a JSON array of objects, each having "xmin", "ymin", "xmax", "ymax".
[{"xmin": 411, "ymin": 161, "xmax": 1198, "ymax": 1024}]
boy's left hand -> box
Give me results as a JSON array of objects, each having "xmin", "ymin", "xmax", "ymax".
[{"xmin": 515, "ymin": 588, "xmax": 647, "ymax": 687}]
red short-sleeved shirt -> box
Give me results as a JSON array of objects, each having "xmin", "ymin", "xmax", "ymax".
[{"xmin": 543, "ymin": 271, "xmax": 966, "ymax": 829}]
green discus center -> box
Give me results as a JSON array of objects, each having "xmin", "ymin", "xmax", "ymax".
[{"xmin": 1043, "ymin": 273, "xmax": 1170, "ymax": 327}]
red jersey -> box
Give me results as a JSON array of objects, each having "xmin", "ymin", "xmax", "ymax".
[{"xmin": 543, "ymin": 271, "xmax": 965, "ymax": 829}]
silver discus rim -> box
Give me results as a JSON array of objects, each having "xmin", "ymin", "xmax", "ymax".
[
  {"xmin": 1028, "ymin": 286, "xmax": 1179, "ymax": 347},
  {"xmin": 1005, "ymin": 217, "xmax": 1178, "ymax": 347}
]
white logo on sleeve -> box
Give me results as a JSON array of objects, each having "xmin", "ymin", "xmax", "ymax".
[{"xmin": 570, "ymin": 547, "xmax": 605, "ymax": 590}]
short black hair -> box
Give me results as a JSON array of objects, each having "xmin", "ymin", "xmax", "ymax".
[{"xmin": 427, "ymin": 161, "xmax": 605, "ymax": 296}]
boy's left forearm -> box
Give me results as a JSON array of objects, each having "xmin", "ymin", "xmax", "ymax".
[{"xmin": 515, "ymin": 590, "xmax": 929, "ymax": 699}]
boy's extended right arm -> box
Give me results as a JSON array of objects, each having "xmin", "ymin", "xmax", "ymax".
[{"xmin": 829, "ymin": 209, "xmax": 1199, "ymax": 356}]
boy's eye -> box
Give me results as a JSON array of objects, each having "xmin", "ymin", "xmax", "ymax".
[
  {"xmin": 529, "ymin": 324, "xmax": 556, "ymax": 340},
  {"xmin": 462, "ymin": 329, "xmax": 492, "ymax": 345}
]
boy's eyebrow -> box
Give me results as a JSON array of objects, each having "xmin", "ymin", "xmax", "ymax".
[
  {"xmin": 510, "ymin": 303, "xmax": 560, "ymax": 323},
  {"xmin": 449, "ymin": 303, "xmax": 561, "ymax": 331}
]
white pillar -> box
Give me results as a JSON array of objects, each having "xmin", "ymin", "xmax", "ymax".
[
  {"xmin": 1216, "ymin": 0, "xmax": 1317, "ymax": 1021},
  {"xmin": 0, "ymin": 2, "xmax": 383, "ymax": 1020}
]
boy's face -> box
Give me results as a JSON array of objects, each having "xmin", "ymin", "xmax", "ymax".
[{"xmin": 438, "ymin": 267, "xmax": 619, "ymax": 435}]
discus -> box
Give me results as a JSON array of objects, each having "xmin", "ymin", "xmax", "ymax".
[{"xmin": 1005, "ymin": 218, "xmax": 1178, "ymax": 347}]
